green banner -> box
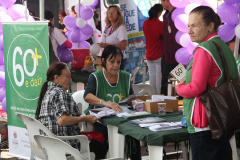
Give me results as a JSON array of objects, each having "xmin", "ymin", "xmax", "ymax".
[{"xmin": 3, "ymin": 22, "xmax": 49, "ymax": 159}]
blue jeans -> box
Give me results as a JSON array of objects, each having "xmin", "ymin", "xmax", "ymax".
[{"xmin": 190, "ymin": 130, "xmax": 232, "ymax": 160}]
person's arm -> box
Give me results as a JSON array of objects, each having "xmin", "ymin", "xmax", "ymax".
[
  {"xmin": 177, "ymin": 48, "xmax": 213, "ymax": 98},
  {"xmin": 84, "ymin": 74, "xmax": 122, "ymax": 112},
  {"xmin": 98, "ymin": 40, "xmax": 127, "ymax": 50},
  {"xmin": 63, "ymin": 40, "xmax": 72, "ymax": 48},
  {"xmin": 57, "ymin": 113, "xmax": 100, "ymax": 126}
]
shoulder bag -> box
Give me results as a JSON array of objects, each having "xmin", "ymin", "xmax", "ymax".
[{"xmin": 199, "ymin": 41, "xmax": 240, "ymax": 140}]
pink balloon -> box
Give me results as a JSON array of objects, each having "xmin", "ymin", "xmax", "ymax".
[
  {"xmin": 1, "ymin": 112, "xmax": 7, "ymax": 118},
  {"xmin": 0, "ymin": 13, "xmax": 13, "ymax": 33},
  {"xmin": 70, "ymin": 28, "xmax": 81, "ymax": 43},
  {"xmin": 2, "ymin": 97, "xmax": 6, "ymax": 112},
  {"xmin": 81, "ymin": 24, "xmax": 94, "ymax": 36},
  {"xmin": 172, "ymin": 8, "xmax": 185, "ymax": 21},
  {"xmin": 78, "ymin": 40, "xmax": 90, "ymax": 49},
  {"xmin": 175, "ymin": 47, "xmax": 193, "ymax": 65},
  {"xmin": 170, "ymin": 0, "xmax": 190, "ymax": 8},
  {"xmin": 81, "ymin": 8, "xmax": 94, "ymax": 21},
  {"xmin": 0, "ymin": 0, "xmax": 16, "ymax": 8},
  {"xmin": 7, "ymin": 4, "xmax": 29, "ymax": 20},
  {"xmin": 187, "ymin": 42, "xmax": 198, "ymax": 54},
  {"xmin": 217, "ymin": 3, "xmax": 238, "ymax": 26},
  {"xmin": 0, "ymin": 35, "xmax": 3, "ymax": 50},
  {"xmin": 63, "ymin": 16, "xmax": 77, "ymax": 30},
  {"xmin": 175, "ymin": 31, "xmax": 184, "ymax": 44},
  {"xmin": 80, "ymin": 31, "xmax": 92, "ymax": 41},
  {"xmin": 218, "ymin": 24, "xmax": 236, "ymax": 42},
  {"xmin": 174, "ymin": 14, "xmax": 189, "ymax": 33},
  {"xmin": 180, "ymin": 33, "xmax": 191, "ymax": 47},
  {"xmin": 201, "ymin": 0, "xmax": 217, "ymax": 11},
  {"xmin": 0, "ymin": 6, "xmax": 6, "ymax": 14},
  {"xmin": 0, "ymin": 87, "xmax": 5, "ymax": 102}
]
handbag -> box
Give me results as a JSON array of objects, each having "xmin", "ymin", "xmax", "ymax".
[{"xmin": 199, "ymin": 41, "xmax": 240, "ymax": 140}]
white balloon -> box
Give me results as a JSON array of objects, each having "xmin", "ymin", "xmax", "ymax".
[
  {"xmin": 90, "ymin": 44, "xmax": 100, "ymax": 56},
  {"xmin": 81, "ymin": 0, "xmax": 94, "ymax": 6},
  {"xmin": 235, "ymin": 24, "xmax": 240, "ymax": 39},
  {"xmin": 76, "ymin": 18, "xmax": 86, "ymax": 28}
]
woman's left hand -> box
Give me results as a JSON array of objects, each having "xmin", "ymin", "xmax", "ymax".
[{"xmin": 102, "ymin": 101, "xmax": 122, "ymax": 112}]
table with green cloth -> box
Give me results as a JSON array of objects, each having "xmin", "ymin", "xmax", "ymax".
[{"xmin": 101, "ymin": 111, "xmax": 190, "ymax": 160}]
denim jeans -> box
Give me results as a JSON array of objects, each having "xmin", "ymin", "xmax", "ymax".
[{"xmin": 190, "ymin": 130, "xmax": 232, "ymax": 160}]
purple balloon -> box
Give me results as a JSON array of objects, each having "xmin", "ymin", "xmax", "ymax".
[
  {"xmin": 81, "ymin": 8, "xmax": 94, "ymax": 21},
  {"xmin": 65, "ymin": 30, "xmax": 72, "ymax": 39},
  {"xmin": 0, "ymin": 71, "xmax": 5, "ymax": 86},
  {"xmin": 0, "ymin": 87, "xmax": 5, "ymax": 102},
  {"xmin": 79, "ymin": 41, "xmax": 90, "ymax": 49},
  {"xmin": 201, "ymin": 0, "xmax": 217, "ymax": 10},
  {"xmin": 0, "ymin": 50, "xmax": 4, "ymax": 66},
  {"xmin": 224, "ymin": 0, "xmax": 239, "ymax": 4},
  {"xmin": 0, "ymin": 13, "xmax": 12, "ymax": 33},
  {"xmin": 91, "ymin": 0, "xmax": 99, "ymax": 6},
  {"xmin": 80, "ymin": 31, "xmax": 92, "ymax": 41},
  {"xmin": 70, "ymin": 28, "xmax": 81, "ymax": 43},
  {"xmin": 218, "ymin": 24, "xmax": 236, "ymax": 42},
  {"xmin": 2, "ymin": 97, "xmax": 6, "ymax": 112},
  {"xmin": 175, "ymin": 31, "xmax": 184, "ymax": 44},
  {"xmin": 75, "ymin": 4, "xmax": 86, "ymax": 15},
  {"xmin": 81, "ymin": 24, "xmax": 94, "ymax": 36},
  {"xmin": 172, "ymin": 8, "xmax": 185, "ymax": 21},
  {"xmin": 170, "ymin": 0, "xmax": 189, "ymax": 8},
  {"xmin": 187, "ymin": 42, "xmax": 197, "ymax": 54},
  {"xmin": 57, "ymin": 45, "xmax": 73, "ymax": 63},
  {"xmin": 0, "ymin": 65, "xmax": 4, "ymax": 72},
  {"xmin": 174, "ymin": 14, "xmax": 189, "ymax": 33},
  {"xmin": 0, "ymin": 0, "xmax": 16, "ymax": 8},
  {"xmin": 236, "ymin": 2, "xmax": 240, "ymax": 14},
  {"xmin": 175, "ymin": 47, "xmax": 192, "ymax": 65},
  {"xmin": 217, "ymin": 3, "xmax": 238, "ymax": 26},
  {"xmin": 63, "ymin": 16, "xmax": 77, "ymax": 30},
  {"xmin": 7, "ymin": 4, "xmax": 29, "ymax": 21}
]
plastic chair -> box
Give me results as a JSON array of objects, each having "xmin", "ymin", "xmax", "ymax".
[
  {"xmin": 72, "ymin": 90, "xmax": 91, "ymax": 131},
  {"xmin": 130, "ymin": 67, "xmax": 139, "ymax": 84},
  {"xmin": 17, "ymin": 113, "xmax": 93, "ymax": 160},
  {"xmin": 132, "ymin": 84, "xmax": 155, "ymax": 96},
  {"xmin": 34, "ymin": 135, "xmax": 123, "ymax": 160}
]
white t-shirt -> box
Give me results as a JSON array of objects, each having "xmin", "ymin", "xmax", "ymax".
[
  {"xmin": 101, "ymin": 24, "xmax": 128, "ymax": 59},
  {"xmin": 49, "ymin": 27, "xmax": 67, "ymax": 58}
]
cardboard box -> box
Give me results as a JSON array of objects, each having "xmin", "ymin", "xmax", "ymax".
[{"xmin": 136, "ymin": 95, "xmax": 179, "ymax": 113}]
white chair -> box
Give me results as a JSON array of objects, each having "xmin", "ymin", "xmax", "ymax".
[
  {"xmin": 132, "ymin": 84, "xmax": 155, "ymax": 96},
  {"xmin": 130, "ymin": 67, "xmax": 139, "ymax": 84},
  {"xmin": 17, "ymin": 113, "xmax": 93, "ymax": 160},
  {"xmin": 72, "ymin": 90, "xmax": 89, "ymax": 131},
  {"xmin": 34, "ymin": 135, "xmax": 123, "ymax": 160}
]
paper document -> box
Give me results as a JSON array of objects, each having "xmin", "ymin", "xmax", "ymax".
[
  {"xmin": 129, "ymin": 117, "xmax": 167, "ymax": 125},
  {"xmin": 118, "ymin": 89, "xmax": 144, "ymax": 103},
  {"xmin": 170, "ymin": 63, "xmax": 186, "ymax": 83}
]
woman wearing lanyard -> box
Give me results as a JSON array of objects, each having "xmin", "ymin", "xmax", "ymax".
[{"xmin": 98, "ymin": 5, "xmax": 128, "ymax": 70}]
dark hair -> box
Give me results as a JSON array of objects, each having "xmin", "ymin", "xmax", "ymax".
[
  {"xmin": 45, "ymin": 10, "xmax": 54, "ymax": 37},
  {"xmin": 101, "ymin": 45, "xmax": 123, "ymax": 70},
  {"xmin": 71, "ymin": 6, "xmax": 77, "ymax": 14},
  {"xmin": 35, "ymin": 62, "xmax": 67, "ymax": 119},
  {"xmin": 148, "ymin": 4, "xmax": 163, "ymax": 20},
  {"xmin": 58, "ymin": 10, "xmax": 67, "ymax": 17},
  {"xmin": 190, "ymin": 6, "xmax": 221, "ymax": 32}
]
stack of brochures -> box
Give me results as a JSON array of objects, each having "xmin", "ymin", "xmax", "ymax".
[
  {"xmin": 148, "ymin": 122, "xmax": 182, "ymax": 132},
  {"xmin": 129, "ymin": 117, "xmax": 167, "ymax": 125}
]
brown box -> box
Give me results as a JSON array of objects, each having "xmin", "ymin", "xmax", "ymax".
[{"xmin": 136, "ymin": 95, "xmax": 179, "ymax": 113}]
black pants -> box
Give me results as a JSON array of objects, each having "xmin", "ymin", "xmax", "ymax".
[
  {"xmin": 94, "ymin": 122, "xmax": 141, "ymax": 160},
  {"xmin": 161, "ymin": 57, "xmax": 178, "ymax": 95},
  {"xmin": 190, "ymin": 130, "xmax": 232, "ymax": 160}
]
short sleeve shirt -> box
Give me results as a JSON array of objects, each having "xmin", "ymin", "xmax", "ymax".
[
  {"xmin": 101, "ymin": 24, "xmax": 128, "ymax": 58},
  {"xmin": 39, "ymin": 82, "xmax": 81, "ymax": 149}
]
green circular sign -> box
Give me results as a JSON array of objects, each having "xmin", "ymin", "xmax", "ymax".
[{"xmin": 7, "ymin": 34, "xmax": 48, "ymax": 100}]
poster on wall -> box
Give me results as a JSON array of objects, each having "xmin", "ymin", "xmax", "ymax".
[
  {"xmin": 3, "ymin": 22, "xmax": 49, "ymax": 159},
  {"xmin": 119, "ymin": 0, "xmax": 149, "ymax": 83}
]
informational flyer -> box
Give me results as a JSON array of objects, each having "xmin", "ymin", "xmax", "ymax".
[{"xmin": 3, "ymin": 22, "xmax": 49, "ymax": 159}]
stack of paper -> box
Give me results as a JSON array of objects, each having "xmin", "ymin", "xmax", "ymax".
[
  {"xmin": 148, "ymin": 122, "xmax": 182, "ymax": 132},
  {"xmin": 129, "ymin": 117, "xmax": 166, "ymax": 125},
  {"xmin": 89, "ymin": 110, "xmax": 116, "ymax": 118}
]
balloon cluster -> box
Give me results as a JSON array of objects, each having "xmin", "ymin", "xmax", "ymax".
[
  {"xmin": 217, "ymin": 0, "xmax": 240, "ymax": 42},
  {"xmin": 170, "ymin": 0, "xmax": 217, "ymax": 65},
  {"xmin": 64, "ymin": 0, "xmax": 98, "ymax": 50},
  {"xmin": 0, "ymin": 0, "xmax": 34, "ymax": 118}
]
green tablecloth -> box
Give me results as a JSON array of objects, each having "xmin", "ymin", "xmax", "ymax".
[{"xmin": 101, "ymin": 111, "xmax": 189, "ymax": 146}]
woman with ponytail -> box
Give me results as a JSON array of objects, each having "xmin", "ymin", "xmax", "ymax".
[
  {"xmin": 143, "ymin": 4, "xmax": 164, "ymax": 94},
  {"xmin": 35, "ymin": 62, "xmax": 100, "ymax": 151}
]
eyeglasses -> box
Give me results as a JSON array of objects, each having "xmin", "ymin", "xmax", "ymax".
[{"xmin": 107, "ymin": 11, "xmax": 117, "ymax": 14}]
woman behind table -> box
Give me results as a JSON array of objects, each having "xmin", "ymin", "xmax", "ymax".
[
  {"xmin": 177, "ymin": 6, "xmax": 238, "ymax": 160},
  {"xmin": 45, "ymin": 10, "xmax": 72, "ymax": 63},
  {"xmin": 35, "ymin": 61, "xmax": 100, "ymax": 152},
  {"xmin": 143, "ymin": 4, "xmax": 164, "ymax": 94},
  {"xmin": 99, "ymin": 5, "xmax": 127, "ymax": 70},
  {"xmin": 84, "ymin": 45, "xmax": 141, "ymax": 159},
  {"xmin": 58, "ymin": 10, "xmax": 68, "ymax": 34}
]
